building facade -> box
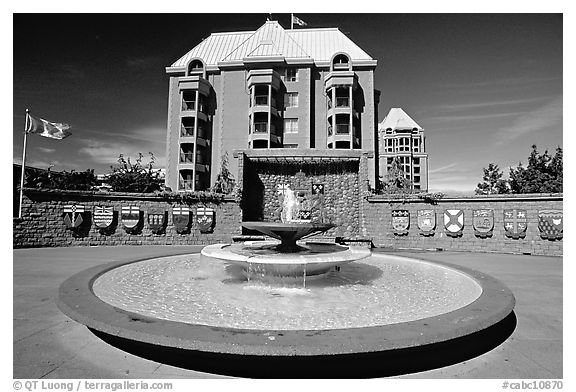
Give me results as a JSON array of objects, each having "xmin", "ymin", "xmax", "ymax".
[
  {"xmin": 378, "ymin": 108, "xmax": 429, "ymax": 191},
  {"xmin": 164, "ymin": 20, "xmax": 380, "ymax": 191}
]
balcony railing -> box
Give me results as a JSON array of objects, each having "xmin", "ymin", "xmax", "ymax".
[
  {"xmin": 335, "ymin": 124, "xmax": 350, "ymax": 134},
  {"xmin": 181, "ymin": 126, "xmax": 194, "ymax": 137},
  {"xmin": 182, "ymin": 100, "xmax": 196, "ymax": 111},
  {"xmin": 179, "ymin": 180, "xmax": 194, "ymax": 191},
  {"xmin": 253, "ymin": 122, "xmax": 268, "ymax": 133},
  {"xmin": 180, "ymin": 152, "xmax": 194, "ymax": 163},
  {"xmin": 254, "ymin": 95, "xmax": 268, "ymax": 106}
]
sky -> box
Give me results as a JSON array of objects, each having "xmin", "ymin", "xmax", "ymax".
[{"xmin": 12, "ymin": 12, "xmax": 563, "ymax": 194}]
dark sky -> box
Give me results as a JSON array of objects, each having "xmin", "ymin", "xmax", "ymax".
[{"xmin": 13, "ymin": 13, "xmax": 562, "ymax": 193}]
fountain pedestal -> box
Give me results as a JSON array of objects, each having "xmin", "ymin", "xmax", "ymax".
[{"xmin": 201, "ymin": 221, "xmax": 371, "ymax": 277}]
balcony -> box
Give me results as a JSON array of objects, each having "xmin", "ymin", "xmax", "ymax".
[
  {"xmin": 253, "ymin": 122, "xmax": 268, "ymax": 133},
  {"xmin": 180, "ymin": 152, "xmax": 194, "ymax": 163},
  {"xmin": 180, "ymin": 125, "xmax": 194, "ymax": 137},
  {"xmin": 254, "ymin": 95, "xmax": 268, "ymax": 106},
  {"xmin": 182, "ymin": 99, "xmax": 196, "ymax": 111},
  {"xmin": 335, "ymin": 124, "xmax": 350, "ymax": 135},
  {"xmin": 335, "ymin": 97, "xmax": 350, "ymax": 108},
  {"xmin": 179, "ymin": 180, "xmax": 194, "ymax": 191}
]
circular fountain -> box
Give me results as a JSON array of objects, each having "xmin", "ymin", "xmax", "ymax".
[{"xmin": 56, "ymin": 185, "xmax": 516, "ymax": 377}]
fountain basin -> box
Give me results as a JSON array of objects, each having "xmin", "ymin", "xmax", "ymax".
[
  {"xmin": 201, "ymin": 241, "xmax": 371, "ymax": 276},
  {"xmin": 57, "ymin": 251, "xmax": 515, "ymax": 358}
]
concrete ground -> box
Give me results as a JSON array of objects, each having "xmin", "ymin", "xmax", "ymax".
[{"xmin": 13, "ymin": 246, "xmax": 562, "ymax": 379}]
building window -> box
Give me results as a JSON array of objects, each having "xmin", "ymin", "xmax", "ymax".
[
  {"xmin": 414, "ymin": 167, "xmax": 420, "ymax": 174},
  {"xmin": 413, "ymin": 138, "xmax": 420, "ymax": 152},
  {"xmin": 414, "ymin": 158, "xmax": 420, "ymax": 165},
  {"xmin": 398, "ymin": 137, "xmax": 410, "ymax": 152},
  {"xmin": 285, "ymin": 68, "xmax": 298, "ymax": 82},
  {"xmin": 285, "ymin": 92, "xmax": 299, "ymax": 108},
  {"xmin": 284, "ymin": 118, "xmax": 298, "ymax": 134},
  {"xmin": 414, "ymin": 176, "xmax": 421, "ymax": 183},
  {"xmin": 387, "ymin": 157, "xmax": 393, "ymax": 164},
  {"xmin": 414, "ymin": 185, "xmax": 421, "ymax": 190}
]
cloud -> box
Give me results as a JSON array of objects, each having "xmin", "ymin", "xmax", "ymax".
[
  {"xmin": 424, "ymin": 111, "xmax": 526, "ymax": 123},
  {"xmin": 37, "ymin": 147, "xmax": 56, "ymax": 154},
  {"xmin": 495, "ymin": 97, "xmax": 562, "ymax": 144},
  {"xmin": 433, "ymin": 96, "xmax": 551, "ymax": 112},
  {"xmin": 428, "ymin": 163, "xmax": 459, "ymax": 174},
  {"xmin": 78, "ymin": 137, "xmax": 166, "ymax": 171},
  {"xmin": 438, "ymin": 76, "xmax": 561, "ymax": 90}
]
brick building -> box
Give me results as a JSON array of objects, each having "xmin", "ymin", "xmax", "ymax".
[
  {"xmin": 164, "ymin": 20, "xmax": 380, "ymax": 191},
  {"xmin": 379, "ymin": 108, "xmax": 429, "ymax": 191}
]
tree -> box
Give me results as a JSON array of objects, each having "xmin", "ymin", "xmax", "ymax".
[
  {"xmin": 475, "ymin": 163, "xmax": 509, "ymax": 195},
  {"xmin": 211, "ymin": 151, "xmax": 235, "ymax": 194},
  {"xmin": 509, "ymin": 145, "xmax": 562, "ymax": 193},
  {"xmin": 106, "ymin": 152, "xmax": 162, "ymax": 193},
  {"xmin": 379, "ymin": 157, "xmax": 413, "ymax": 194}
]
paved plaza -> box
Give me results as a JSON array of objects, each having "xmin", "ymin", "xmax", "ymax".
[{"xmin": 13, "ymin": 246, "xmax": 562, "ymax": 379}]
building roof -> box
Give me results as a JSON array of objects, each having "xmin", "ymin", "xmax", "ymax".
[
  {"xmin": 169, "ymin": 20, "xmax": 376, "ymax": 70},
  {"xmin": 379, "ymin": 108, "xmax": 423, "ymax": 131}
]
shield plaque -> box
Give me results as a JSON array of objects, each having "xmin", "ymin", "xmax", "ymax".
[
  {"xmin": 417, "ymin": 210, "xmax": 436, "ymax": 236},
  {"xmin": 197, "ymin": 206, "xmax": 215, "ymax": 233},
  {"xmin": 312, "ymin": 183, "xmax": 324, "ymax": 195},
  {"xmin": 473, "ymin": 209, "xmax": 494, "ymax": 238},
  {"xmin": 93, "ymin": 206, "xmax": 113, "ymax": 229},
  {"xmin": 538, "ymin": 210, "xmax": 563, "ymax": 240},
  {"xmin": 392, "ymin": 210, "xmax": 410, "ymax": 235},
  {"xmin": 298, "ymin": 210, "xmax": 312, "ymax": 221},
  {"xmin": 444, "ymin": 209, "xmax": 464, "ymax": 237},
  {"xmin": 121, "ymin": 205, "xmax": 141, "ymax": 230},
  {"xmin": 147, "ymin": 210, "xmax": 166, "ymax": 232},
  {"xmin": 63, "ymin": 205, "xmax": 85, "ymax": 229},
  {"xmin": 504, "ymin": 209, "xmax": 527, "ymax": 239},
  {"xmin": 172, "ymin": 206, "xmax": 191, "ymax": 232}
]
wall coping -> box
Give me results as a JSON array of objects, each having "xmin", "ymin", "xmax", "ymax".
[
  {"xmin": 233, "ymin": 148, "xmax": 374, "ymax": 160},
  {"xmin": 22, "ymin": 188, "xmax": 237, "ymax": 203},
  {"xmin": 366, "ymin": 193, "xmax": 563, "ymax": 204}
]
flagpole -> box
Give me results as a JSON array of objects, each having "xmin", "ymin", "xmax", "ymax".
[
  {"xmin": 291, "ymin": 13, "xmax": 294, "ymax": 30},
  {"xmin": 18, "ymin": 109, "xmax": 30, "ymax": 219}
]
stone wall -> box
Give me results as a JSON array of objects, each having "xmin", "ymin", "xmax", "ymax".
[
  {"xmin": 13, "ymin": 189, "xmax": 241, "ymax": 248},
  {"xmin": 244, "ymin": 160, "xmax": 360, "ymax": 238},
  {"xmin": 362, "ymin": 194, "xmax": 563, "ymax": 256}
]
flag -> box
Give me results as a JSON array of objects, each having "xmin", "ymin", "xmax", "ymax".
[
  {"xmin": 292, "ymin": 14, "xmax": 307, "ymax": 27},
  {"xmin": 26, "ymin": 114, "xmax": 71, "ymax": 140}
]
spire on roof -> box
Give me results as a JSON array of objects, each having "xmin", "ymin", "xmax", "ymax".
[{"xmin": 379, "ymin": 108, "xmax": 423, "ymax": 131}]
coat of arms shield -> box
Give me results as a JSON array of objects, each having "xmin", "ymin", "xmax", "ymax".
[
  {"xmin": 417, "ymin": 210, "xmax": 436, "ymax": 236},
  {"xmin": 197, "ymin": 206, "xmax": 215, "ymax": 233},
  {"xmin": 538, "ymin": 210, "xmax": 563, "ymax": 240},
  {"xmin": 63, "ymin": 205, "xmax": 85, "ymax": 229},
  {"xmin": 121, "ymin": 205, "xmax": 141, "ymax": 230},
  {"xmin": 444, "ymin": 209, "xmax": 464, "ymax": 237},
  {"xmin": 93, "ymin": 206, "xmax": 114, "ymax": 229},
  {"xmin": 504, "ymin": 209, "xmax": 527, "ymax": 239},
  {"xmin": 147, "ymin": 210, "xmax": 166, "ymax": 232},
  {"xmin": 172, "ymin": 206, "xmax": 191, "ymax": 233},
  {"xmin": 392, "ymin": 210, "xmax": 410, "ymax": 235},
  {"xmin": 473, "ymin": 209, "xmax": 494, "ymax": 238}
]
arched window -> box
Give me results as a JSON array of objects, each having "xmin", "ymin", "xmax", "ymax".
[
  {"xmin": 188, "ymin": 60, "xmax": 205, "ymax": 76},
  {"xmin": 332, "ymin": 54, "xmax": 350, "ymax": 71}
]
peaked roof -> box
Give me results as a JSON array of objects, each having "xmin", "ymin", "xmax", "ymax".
[
  {"xmin": 379, "ymin": 108, "xmax": 423, "ymax": 131},
  {"xmin": 169, "ymin": 20, "xmax": 375, "ymax": 69}
]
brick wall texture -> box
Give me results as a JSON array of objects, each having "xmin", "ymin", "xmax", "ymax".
[
  {"xmin": 14, "ymin": 189, "xmax": 241, "ymax": 248},
  {"xmin": 362, "ymin": 194, "xmax": 563, "ymax": 256},
  {"xmin": 14, "ymin": 187, "xmax": 562, "ymax": 256}
]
